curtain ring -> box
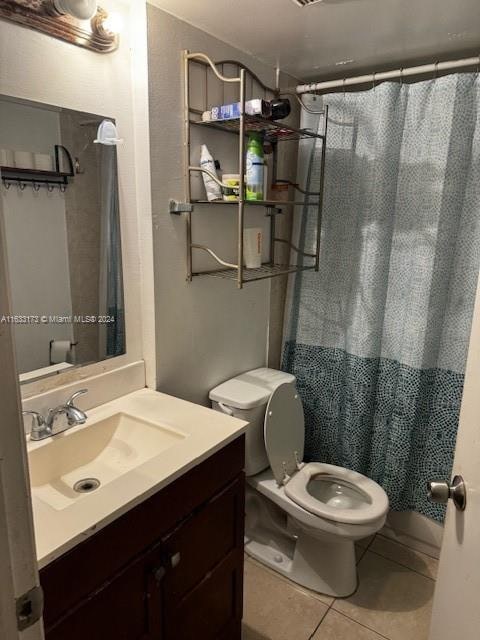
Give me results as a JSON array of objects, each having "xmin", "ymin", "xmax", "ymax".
[
  {"xmin": 59, "ymin": 184, "xmax": 66, "ymax": 193},
  {"xmin": 47, "ymin": 183, "xmax": 55, "ymax": 192},
  {"xmin": 33, "ymin": 182, "xmax": 40, "ymax": 192},
  {"xmin": 3, "ymin": 180, "xmax": 10, "ymax": 190},
  {"xmin": 19, "ymin": 182, "xmax": 26, "ymax": 191}
]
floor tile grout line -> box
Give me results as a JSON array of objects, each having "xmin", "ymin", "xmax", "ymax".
[
  {"xmin": 308, "ymin": 535, "xmax": 377, "ymax": 638},
  {"xmin": 376, "ymin": 533, "xmax": 440, "ymax": 561},
  {"xmin": 246, "ymin": 555, "xmax": 334, "ymax": 607},
  {"xmin": 362, "ymin": 547, "xmax": 436, "ymax": 582},
  {"xmin": 330, "ymin": 608, "xmax": 392, "ymax": 640},
  {"xmin": 308, "ymin": 597, "xmax": 335, "ymax": 640}
]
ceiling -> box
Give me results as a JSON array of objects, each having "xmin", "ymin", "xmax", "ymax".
[{"xmin": 148, "ymin": 0, "xmax": 480, "ymax": 83}]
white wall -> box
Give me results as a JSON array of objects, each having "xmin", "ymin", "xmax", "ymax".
[
  {"xmin": 0, "ymin": 0, "xmax": 155, "ymax": 405},
  {"xmin": 0, "ymin": 100, "xmax": 73, "ymax": 372},
  {"xmin": 147, "ymin": 5, "xmax": 298, "ymax": 405}
]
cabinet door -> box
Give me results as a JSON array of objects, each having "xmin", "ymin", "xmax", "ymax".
[
  {"xmin": 164, "ymin": 550, "xmax": 243, "ymax": 640},
  {"xmin": 45, "ymin": 544, "xmax": 164, "ymax": 640},
  {"xmin": 162, "ymin": 475, "xmax": 245, "ymax": 640}
]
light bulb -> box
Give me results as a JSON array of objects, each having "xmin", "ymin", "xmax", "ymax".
[{"xmin": 53, "ymin": 0, "xmax": 97, "ymax": 20}]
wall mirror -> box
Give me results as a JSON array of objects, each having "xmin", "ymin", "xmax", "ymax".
[{"xmin": 0, "ymin": 95, "xmax": 125, "ymax": 384}]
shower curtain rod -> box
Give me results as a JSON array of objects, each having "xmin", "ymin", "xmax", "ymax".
[{"xmin": 295, "ymin": 56, "xmax": 480, "ymax": 94}]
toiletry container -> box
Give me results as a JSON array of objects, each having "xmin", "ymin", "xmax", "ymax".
[
  {"xmin": 222, "ymin": 174, "xmax": 241, "ymax": 201},
  {"xmin": 200, "ymin": 144, "xmax": 222, "ymax": 201},
  {"xmin": 246, "ymin": 134, "xmax": 264, "ymax": 201}
]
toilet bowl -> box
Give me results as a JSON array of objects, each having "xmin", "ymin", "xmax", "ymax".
[{"xmin": 210, "ymin": 367, "xmax": 389, "ymax": 597}]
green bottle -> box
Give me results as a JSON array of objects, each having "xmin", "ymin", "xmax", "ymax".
[{"xmin": 246, "ymin": 133, "xmax": 264, "ymax": 201}]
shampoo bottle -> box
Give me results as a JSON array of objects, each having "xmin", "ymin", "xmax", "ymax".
[{"xmin": 200, "ymin": 144, "xmax": 222, "ymax": 201}]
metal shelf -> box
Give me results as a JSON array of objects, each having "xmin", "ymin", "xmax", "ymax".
[
  {"xmin": 191, "ymin": 199, "xmax": 319, "ymax": 207},
  {"xmin": 191, "ymin": 115, "xmax": 324, "ymax": 143},
  {"xmin": 193, "ymin": 263, "xmax": 316, "ymax": 283},
  {"xmin": 1, "ymin": 145, "xmax": 75, "ymax": 190}
]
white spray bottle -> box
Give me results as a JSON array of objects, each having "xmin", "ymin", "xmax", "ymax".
[{"xmin": 200, "ymin": 144, "xmax": 222, "ymax": 201}]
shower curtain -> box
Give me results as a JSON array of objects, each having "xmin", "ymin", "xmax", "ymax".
[
  {"xmin": 283, "ymin": 74, "xmax": 480, "ymax": 521},
  {"xmin": 98, "ymin": 145, "xmax": 125, "ymax": 358}
]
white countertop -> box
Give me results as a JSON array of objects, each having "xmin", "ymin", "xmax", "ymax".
[{"xmin": 28, "ymin": 388, "xmax": 247, "ymax": 569}]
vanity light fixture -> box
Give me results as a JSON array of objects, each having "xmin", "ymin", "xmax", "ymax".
[{"xmin": 0, "ymin": 0, "xmax": 118, "ymax": 53}]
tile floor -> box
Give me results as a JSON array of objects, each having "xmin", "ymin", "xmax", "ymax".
[{"xmin": 243, "ymin": 534, "xmax": 437, "ymax": 640}]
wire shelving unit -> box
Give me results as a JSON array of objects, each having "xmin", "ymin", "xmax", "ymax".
[{"xmin": 175, "ymin": 50, "xmax": 328, "ymax": 289}]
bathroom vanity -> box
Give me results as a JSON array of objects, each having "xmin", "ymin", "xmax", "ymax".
[{"xmin": 27, "ymin": 389, "xmax": 247, "ymax": 640}]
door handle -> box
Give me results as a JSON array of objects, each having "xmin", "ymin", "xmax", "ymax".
[{"xmin": 427, "ymin": 475, "xmax": 466, "ymax": 511}]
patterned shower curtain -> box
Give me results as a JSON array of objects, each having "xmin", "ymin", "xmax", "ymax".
[
  {"xmin": 283, "ymin": 74, "xmax": 480, "ymax": 521},
  {"xmin": 98, "ymin": 145, "xmax": 125, "ymax": 358}
]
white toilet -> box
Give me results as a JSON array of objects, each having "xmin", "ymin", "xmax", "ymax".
[{"xmin": 210, "ymin": 367, "xmax": 389, "ymax": 597}]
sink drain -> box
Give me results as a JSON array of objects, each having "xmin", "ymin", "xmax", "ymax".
[{"xmin": 73, "ymin": 478, "xmax": 101, "ymax": 493}]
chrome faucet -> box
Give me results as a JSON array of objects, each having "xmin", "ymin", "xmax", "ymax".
[{"xmin": 23, "ymin": 389, "xmax": 88, "ymax": 441}]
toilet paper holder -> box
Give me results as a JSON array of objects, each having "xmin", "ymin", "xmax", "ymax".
[{"xmin": 49, "ymin": 339, "xmax": 78, "ymax": 365}]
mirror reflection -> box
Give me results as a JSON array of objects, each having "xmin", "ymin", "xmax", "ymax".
[{"xmin": 0, "ymin": 97, "xmax": 125, "ymax": 383}]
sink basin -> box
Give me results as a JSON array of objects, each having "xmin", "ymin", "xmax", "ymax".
[{"xmin": 28, "ymin": 412, "xmax": 186, "ymax": 511}]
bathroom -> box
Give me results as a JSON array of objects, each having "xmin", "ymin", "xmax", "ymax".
[{"xmin": 0, "ymin": 0, "xmax": 479, "ymax": 638}]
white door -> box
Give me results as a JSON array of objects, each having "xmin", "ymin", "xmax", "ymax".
[
  {"xmin": 0, "ymin": 187, "xmax": 44, "ymax": 639},
  {"xmin": 429, "ymin": 273, "xmax": 480, "ymax": 640}
]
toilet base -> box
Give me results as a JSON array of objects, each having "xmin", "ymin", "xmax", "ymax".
[
  {"xmin": 245, "ymin": 529, "xmax": 357, "ymax": 597},
  {"xmin": 245, "ymin": 488, "xmax": 358, "ymax": 597}
]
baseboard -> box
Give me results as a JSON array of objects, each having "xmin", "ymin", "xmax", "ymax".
[{"xmin": 381, "ymin": 511, "xmax": 443, "ymax": 559}]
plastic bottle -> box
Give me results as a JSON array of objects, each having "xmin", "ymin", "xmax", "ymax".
[
  {"xmin": 246, "ymin": 133, "xmax": 264, "ymax": 201},
  {"xmin": 200, "ymin": 144, "xmax": 222, "ymax": 201}
]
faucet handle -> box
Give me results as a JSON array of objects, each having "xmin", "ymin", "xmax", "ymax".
[
  {"xmin": 66, "ymin": 389, "xmax": 88, "ymax": 407},
  {"xmin": 22, "ymin": 410, "xmax": 45, "ymax": 432}
]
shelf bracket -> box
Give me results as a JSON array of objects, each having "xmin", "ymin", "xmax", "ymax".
[{"xmin": 169, "ymin": 199, "xmax": 194, "ymax": 215}]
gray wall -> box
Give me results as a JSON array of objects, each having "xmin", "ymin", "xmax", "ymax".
[{"xmin": 147, "ymin": 6, "xmax": 298, "ymax": 405}]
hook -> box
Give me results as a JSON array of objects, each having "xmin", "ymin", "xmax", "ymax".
[
  {"xmin": 47, "ymin": 183, "xmax": 55, "ymax": 193},
  {"xmin": 59, "ymin": 184, "xmax": 67, "ymax": 193},
  {"xmin": 399, "ymin": 68, "xmax": 403, "ymax": 87},
  {"xmin": 434, "ymin": 61, "xmax": 439, "ymax": 80},
  {"xmin": 18, "ymin": 182, "xmax": 26, "ymax": 191},
  {"xmin": 342, "ymin": 77, "xmax": 347, "ymax": 99},
  {"xmin": 372, "ymin": 71, "xmax": 376, "ymax": 92},
  {"xmin": 33, "ymin": 182, "xmax": 40, "ymax": 192},
  {"xmin": 3, "ymin": 180, "xmax": 11, "ymax": 190}
]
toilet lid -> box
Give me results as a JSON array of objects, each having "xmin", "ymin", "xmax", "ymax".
[{"xmin": 264, "ymin": 383, "xmax": 304, "ymax": 485}]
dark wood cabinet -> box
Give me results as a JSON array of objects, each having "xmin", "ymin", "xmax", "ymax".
[{"xmin": 40, "ymin": 436, "xmax": 245, "ymax": 640}]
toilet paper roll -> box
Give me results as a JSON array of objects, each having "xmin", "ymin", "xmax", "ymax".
[{"xmin": 50, "ymin": 340, "xmax": 72, "ymax": 364}]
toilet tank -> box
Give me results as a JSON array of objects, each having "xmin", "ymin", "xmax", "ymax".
[{"xmin": 209, "ymin": 368, "xmax": 296, "ymax": 476}]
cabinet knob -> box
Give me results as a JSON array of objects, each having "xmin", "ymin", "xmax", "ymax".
[{"xmin": 170, "ymin": 552, "xmax": 181, "ymax": 568}]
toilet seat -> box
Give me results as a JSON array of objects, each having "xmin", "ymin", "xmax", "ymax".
[
  {"xmin": 263, "ymin": 384, "xmax": 389, "ymax": 525},
  {"xmin": 284, "ymin": 462, "xmax": 389, "ymax": 525}
]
